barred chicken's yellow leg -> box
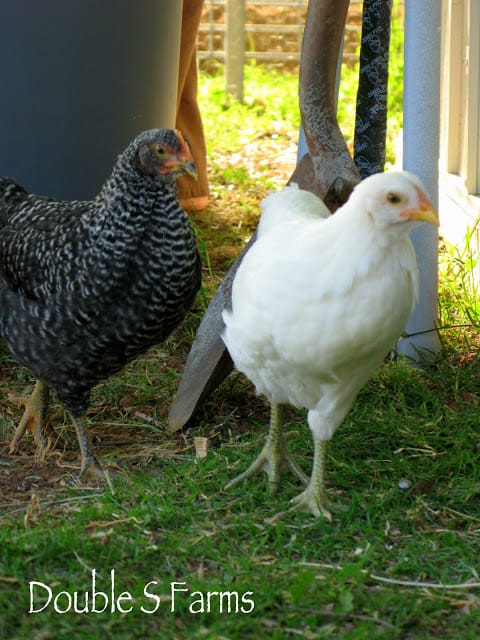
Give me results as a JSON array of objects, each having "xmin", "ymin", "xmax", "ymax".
[
  {"xmin": 72, "ymin": 417, "xmax": 113, "ymax": 493},
  {"xmin": 225, "ymin": 404, "xmax": 308, "ymax": 495},
  {"xmin": 8, "ymin": 380, "xmax": 51, "ymax": 453},
  {"xmin": 289, "ymin": 439, "xmax": 332, "ymax": 520}
]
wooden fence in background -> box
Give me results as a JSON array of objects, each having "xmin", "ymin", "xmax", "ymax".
[{"xmin": 198, "ymin": 0, "xmax": 364, "ymax": 99}]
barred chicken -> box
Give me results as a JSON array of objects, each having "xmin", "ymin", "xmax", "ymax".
[
  {"xmin": 222, "ymin": 172, "xmax": 438, "ymax": 518},
  {"xmin": 1, "ymin": 128, "xmax": 201, "ymax": 484}
]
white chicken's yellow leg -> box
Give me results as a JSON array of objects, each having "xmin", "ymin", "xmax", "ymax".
[
  {"xmin": 72, "ymin": 416, "xmax": 113, "ymax": 492},
  {"xmin": 225, "ymin": 404, "xmax": 308, "ymax": 495},
  {"xmin": 289, "ymin": 438, "xmax": 332, "ymax": 520},
  {"xmin": 8, "ymin": 380, "xmax": 51, "ymax": 454}
]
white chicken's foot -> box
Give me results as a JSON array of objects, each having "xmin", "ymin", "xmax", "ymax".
[
  {"xmin": 288, "ymin": 439, "xmax": 332, "ymax": 520},
  {"xmin": 72, "ymin": 417, "xmax": 114, "ymax": 493},
  {"xmin": 225, "ymin": 404, "xmax": 308, "ymax": 495},
  {"xmin": 8, "ymin": 380, "xmax": 53, "ymax": 455}
]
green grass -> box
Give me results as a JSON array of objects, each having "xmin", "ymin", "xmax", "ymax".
[
  {"xmin": 439, "ymin": 223, "xmax": 480, "ymax": 332},
  {"xmin": 2, "ymin": 356, "xmax": 480, "ymax": 639},
  {"xmin": 199, "ymin": 64, "xmax": 301, "ymax": 156},
  {"xmin": 2, "ymin": 49, "xmax": 480, "ymax": 640}
]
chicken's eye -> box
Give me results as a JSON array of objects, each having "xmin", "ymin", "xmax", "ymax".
[
  {"xmin": 153, "ymin": 144, "xmax": 167, "ymax": 158},
  {"xmin": 387, "ymin": 192, "xmax": 401, "ymax": 204}
]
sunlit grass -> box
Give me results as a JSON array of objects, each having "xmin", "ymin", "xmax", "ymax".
[
  {"xmin": 199, "ymin": 64, "xmax": 301, "ymax": 154},
  {"xmin": 200, "ymin": 59, "xmax": 404, "ymax": 169}
]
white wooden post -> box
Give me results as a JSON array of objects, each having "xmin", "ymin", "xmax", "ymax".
[{"xmin": 226, "ymin": 0, "xmax": 245, "ymax": 101}]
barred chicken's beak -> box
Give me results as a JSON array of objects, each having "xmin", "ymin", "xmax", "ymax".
[
  {"xmin": 181, "ymin": 159, "xmax": 198, "ymax": 179},
  {"xmin": 173, "ymin": 128, "xmax": 198, "ymax": 179},
  {"xmin": 401, "ymin": 187, "xmax": 439, "ymax": 225},
  {"xmin": 163, "ymin": 156, "xmax": 198, "ymax": 179}
]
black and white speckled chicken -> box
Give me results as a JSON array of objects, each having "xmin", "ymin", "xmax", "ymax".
[{"xmin": 0, "ymin": 128, "xmax": 201, "ymax": 484}]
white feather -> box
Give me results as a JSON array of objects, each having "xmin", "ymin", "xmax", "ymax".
[
  {"xmin": 223, "ymin": 172, "xmax": 435, "ymax": 442},
  {"xmin": 257, "ymin": 183, "xmax": 331, "ymax": 238}
]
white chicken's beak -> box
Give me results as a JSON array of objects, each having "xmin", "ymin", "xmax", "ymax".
[{"xmin": 401, "ymin": 187, "xmax": 439, "ymax": 225}]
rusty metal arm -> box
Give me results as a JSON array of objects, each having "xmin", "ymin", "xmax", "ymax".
[{"xmin": 290, "ymin": 0, "xmax": 360, "ymax": 209}]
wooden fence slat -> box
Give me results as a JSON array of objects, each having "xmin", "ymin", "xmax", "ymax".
[
  {"xmin": 225, "ymin": 0, "xmax": 246, "ymax": 100},
  {"xmin": 199, "ymin": 0, "xmax": 364, "ymax": 95}
]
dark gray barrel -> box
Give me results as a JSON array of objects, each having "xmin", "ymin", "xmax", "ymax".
[{"xmin": 0, "ymin": 0, "xmax": 182, "ymax": 199}]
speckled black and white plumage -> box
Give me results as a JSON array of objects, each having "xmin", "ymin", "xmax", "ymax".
[{"xmin": 0, "ymin": 128, "xmax": 201, "ymax": 478}]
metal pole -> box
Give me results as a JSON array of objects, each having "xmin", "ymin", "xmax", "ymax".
[
  {"xmin": 397, "ymin": 0, "xmax": 441, "ymax": 361},
  {"xmin": 226, "ymin": 0, "xmax": 246, "ymax": 101}
]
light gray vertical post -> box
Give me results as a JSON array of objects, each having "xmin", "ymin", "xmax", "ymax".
[
  {"xmin": 226, "ymin": 0, "xmax": 246, "ymax": 101},
  {"xmin": 397, "ymin": 0, "xmax": 441, "ymax": 361}
]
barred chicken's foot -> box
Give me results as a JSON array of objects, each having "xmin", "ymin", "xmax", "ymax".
[
  {"xmin": 73, "ymin": 417, "xmax": 114, "ymax": 493},
  {"xmin": 78, "ymin": 454, "xmax": 113, "ymax": 492},
  {"xmin": 8, "ymin": 380, "xmax": 51, "ymax": 454},
  {"xmin": 225, "ymin": 405, "xmax": 308, "ymax": 495}
]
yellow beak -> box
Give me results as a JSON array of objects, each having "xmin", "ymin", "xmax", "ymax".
[{"xmin": 401, "ymin": 187, "xmax": 439, "ymax": 225}]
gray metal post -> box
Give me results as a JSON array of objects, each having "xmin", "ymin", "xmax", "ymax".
[
  {"xmin": 226, "ymin": 0, "xmax": 246, "ymax": 101},
  {"xmin": 0, "ymin": 0, "xmax": 182, "ymax": 200},
  {"xmin": 397, "ymin": 0, "xmax": 441, "ymax": 361}
]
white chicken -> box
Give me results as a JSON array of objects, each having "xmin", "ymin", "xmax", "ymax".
[{"xmin": 222, "ymin": 171, "xmax": 438, "ymax": 518}]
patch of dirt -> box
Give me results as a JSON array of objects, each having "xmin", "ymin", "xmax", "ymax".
[{"xmin": 0, "ymin": 369, "xmax": 269, "ymax": 516}]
